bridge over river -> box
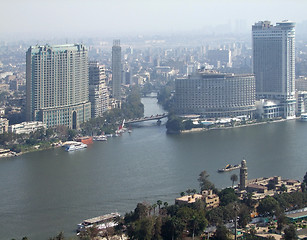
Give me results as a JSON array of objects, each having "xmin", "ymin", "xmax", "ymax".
[{"xmin": 125, "ymin": 113, "xmax": 168, "ymax": 124}]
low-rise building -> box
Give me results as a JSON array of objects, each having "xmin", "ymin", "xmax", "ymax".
[
  {"xmin": 175, "ymin": 194, "xmax": 203, "ymax": 205},
  {"xmin": 246, "ymin": 176, "xmax": 301, "ymax": 200},
  {"xmin": 0, "ymin": 118, "xmax": 9, "ymax": 133},
  {"xmin": 202, "ymin": 190, "xmax": 220, "ymax": 209},
  {"xmin": 9, "ymin": 121, "xmax": 46, "ymax": 134},
  {"xmin": 175, "ymin": 190, "xmax": 219, "ymax": 209}
]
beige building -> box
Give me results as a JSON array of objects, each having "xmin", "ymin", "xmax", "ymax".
[{"xmin": 175, "ymin": 190, "xmax": 219, "ymax": 209}]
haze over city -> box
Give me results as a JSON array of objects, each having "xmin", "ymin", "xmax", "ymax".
[{"xmin": 1, "ymin": 0, "xmax": 307, "ymax": 39}]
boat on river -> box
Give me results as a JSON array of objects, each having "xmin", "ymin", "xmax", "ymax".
[
  {"xmin": 218, "ymin": 164, "xmax": 241, "ymax": 173},
  {"xmin": 62, "ymin": 141, "xmax": 87, "ymax": 152},
  {"xmin": 77, "ymin": 212, "xmax": 120, "ymax": 233},
  {"xmin": 93, "ymin": 135, "xmax": 107, "ymax": 141},
  {"xmin": 300, "ymin": 113, "xmax": 307, "ymax": 121}
]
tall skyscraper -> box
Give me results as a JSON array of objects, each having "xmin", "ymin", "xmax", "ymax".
[
  {"xmin": 26, "ymin": 44, "xmax": 91, "ymax": 129},
  {"xmin": 252, "ymin": 20, "xmax": 296, "ymax": 118},
  {"xmin": 89, "ymin": 61, "xmax": 109, "ymax": 118},
  {"xmin": 112, "ymin": 40, "xmax": 122, "ymax": 100}
]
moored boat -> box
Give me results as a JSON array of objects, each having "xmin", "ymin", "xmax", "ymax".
[
  {"xmin": 77, "ymin": 212, "xmax": 120, "ymax": 233},
  {"xmin": 93, "ymin": 135, "xmax": 107, "ymax": 141},
  {"xmin": 300, "ymin": 113, "xmax": 307, "ymax": 121},
  {"xmin": 62, "ymin": 141, "xmax": 87, "ymax": 152},
  {"xmin": 218, "ymin": 164, "xmax": 241, "ymax": 173}
]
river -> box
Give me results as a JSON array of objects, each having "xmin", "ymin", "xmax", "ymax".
[{"xmin": 0, "ymin": 97, "xmax": 306, "ymax": 239}]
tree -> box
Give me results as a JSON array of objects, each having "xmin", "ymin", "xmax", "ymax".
[
  {"xmin": 153, "ymin": 216, "xmax": 163, "ymax": 240},
  {"xmin": 230, "ymin": 174, "xmax": 238, "ymax": 188},
  {"xmin": 183, "ymin": 119, "xmax": 194, "ymax": 130},
  {"xmin": 277, "ymin": 213, "xmax": 287, "ymax": 231},
  {"xmin": 166, "ymin": 115, "xmax": 184, "ymax": 133},
  {"xmin": 284, "ymin": 224, "xmax": 298, "ymax": 240},
  {"xmin": 135, "ymin": 202, "xmax": 150, "ymax": 219},
  {"xmin": 198, "ymin": 170, "xmax": 215, "ymax": 191},
  {"xmin": 157, "ymin": 200, "xmax": 163, "ymax": 214},
  {"xmin": 257, "ymin": 196, "xmax": 280, "ymax": 217},
  {"xmin": 152, "ymin": 203, "xmax": 157, "ymax": 215},
  {"xmin": 161, "ymin": 216, "xmax": 185, "ymax": 240},
  {"xmin": 218, "ymin": 188, "xmax": 238, "ymax": 206},
  {"xmin": 214, "ymin": 224, "xmax": 231, "ymax": 240},
  {"xmin": 238, "ymin": 204, "xmax": 251, "ymax": 228}
]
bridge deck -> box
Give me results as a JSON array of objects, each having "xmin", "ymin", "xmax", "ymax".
[{"xmin": 125, "ymin": 114, "xmax": 168, "ymax": 124}]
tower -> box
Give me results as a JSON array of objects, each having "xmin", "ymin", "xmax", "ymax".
[
  {"xmin": 89, "ymin": 62, "xmax": 109, "ymax": 118},
  {"xmin": 112, "ymin": 40, "xmax": 121, "ymax": 100},
  {"xmin": 26, "ymin": 44, "xmax": 91, "ymax": 129},
  {"xmin": 239, "ymin": 159, "xmax": 248, "ymax": 190},
  {"xmin": 252, "ymin": 20, "xmax": 296, "ymax": 118}
]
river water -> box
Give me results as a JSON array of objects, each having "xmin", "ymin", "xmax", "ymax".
[{"xmin": 0, "ymin": 97, "xmax": 306, "ymax": 239}]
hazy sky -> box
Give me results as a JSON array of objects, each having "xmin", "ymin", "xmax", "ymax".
[{"xmin": 1, "ymin": 0, "xmax": 307, "ymax": 39}]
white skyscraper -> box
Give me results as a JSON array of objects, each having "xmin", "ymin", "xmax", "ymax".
[{"xmin": 252, "ymin": 20, "xmax": 296, "ymax": 118}]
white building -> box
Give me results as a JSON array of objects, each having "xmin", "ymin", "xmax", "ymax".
[
  {"xmin": 0, "ymin": 118, "xmax": 9, "ymax": 134},
  {"xmin": 175, "ymin": 71, "xmax": 256, "ymax": 118},
  {"xmin": 252, "ymin": 20, "xmax": 296, "ymax": 119},
  {"xmin": 9, "ymin": 121, "xmax": 46, "ymax": 134}
]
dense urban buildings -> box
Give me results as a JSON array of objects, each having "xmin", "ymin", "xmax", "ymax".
[
  {"xmin": 26, "ymin": 44, "xmax": 91, "ymax": 128},
  {"xmin": 88, "ymin": 61, "xmax": 109, "ymax": 118},
  {"xmin": 174, "ymin": 71, "xmax": 256, "ymax": 118},
  {"xmin": 112, "ymin": 40, "xmax": 122, "ymax": 100},
  {"xmin": 252, "ymin": 20, "xmax": 296, "ymax": 119}
]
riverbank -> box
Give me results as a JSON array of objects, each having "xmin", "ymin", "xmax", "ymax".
[{"xmin": 181, "ymin": 118, "xmax": 293, "ymax": 133}]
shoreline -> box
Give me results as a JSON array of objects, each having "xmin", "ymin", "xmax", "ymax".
[{"xmin": 181, "ymin": 117, "xmax": 296, "ymax": 133}]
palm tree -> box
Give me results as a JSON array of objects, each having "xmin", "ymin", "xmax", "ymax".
[
  {"xmin": 152, "ymin": 203, "xmax": 157, "ymax": 215},
  {"xmin": 157, "ymin": 200, "xmax": 162, "ymax": 214},
  {"xmin": 230, "ymin": 174, "xmax": 238, "ymax": 188}
]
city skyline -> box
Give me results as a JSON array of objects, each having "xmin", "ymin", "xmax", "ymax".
[{"xmin": 1, "ymin": 0, "xmax": 307, "ymax": 40}]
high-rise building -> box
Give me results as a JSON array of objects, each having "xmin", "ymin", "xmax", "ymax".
[
  {"xmin": 252, "ymin": 20, "xmax": 296, "ymax": 118},
  {"xmin": 26, "ymin": 44, "xmax": 91, "ymax": 129},
  {"xmin": 112, "ymin": 40, "xmax": 121, "ymax": 100},
  {"xmin": 175, "ymin": 71, "xmax": 256, "ymax": 118},
  {"xmin": 89, "ymin": 61, "xmax": 109, "ymax": 118}
]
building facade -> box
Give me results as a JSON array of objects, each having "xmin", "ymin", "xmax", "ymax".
[
  {"xmin": 112, "ymin": 40, "xmax": 121, "ymax": 100},
  {"xmin": 0, "ymin": 118, "xmax": 9, "ymax": 134},
  {"xmin": 239, "ymin": 159, "xmax": 248, "ymax": 191},
  {"xmin": 26, "ymin": 44, "xmax": 91, "ymax": 128},
  {"xmin": 9, "ymin": 121, "xmax": 46, "ymax": 134},
  {"xmin": 89, "ymin": 62, "xmax": 109, "ymax": 118},
  {"xmin": 252, "ymin": 20, "xmax": 296, "ymax": 118},
  {"xmin": 175, "ymin": 71, "xmax": 256, "ymax": 118}
]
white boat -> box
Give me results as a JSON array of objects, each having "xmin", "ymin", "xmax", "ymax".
[
  {"xmin": 63, "ymin": 141, "xmax": 87, "ymax": 152},
  {"xmin": 301, "ymin": 113, "xmax": 307, "ymax": 121},
  {"xmin": 93, "ymin": 135, "xmax": 107, "ymax": 141},
  {"xmin": 77, "ymin": 212, "xmax": 120, "ymax": 233}
]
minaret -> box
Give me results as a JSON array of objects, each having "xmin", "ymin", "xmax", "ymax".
[{"xmin": 239, "ymin": 159, "xmax": 248, "ymax": 190}]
